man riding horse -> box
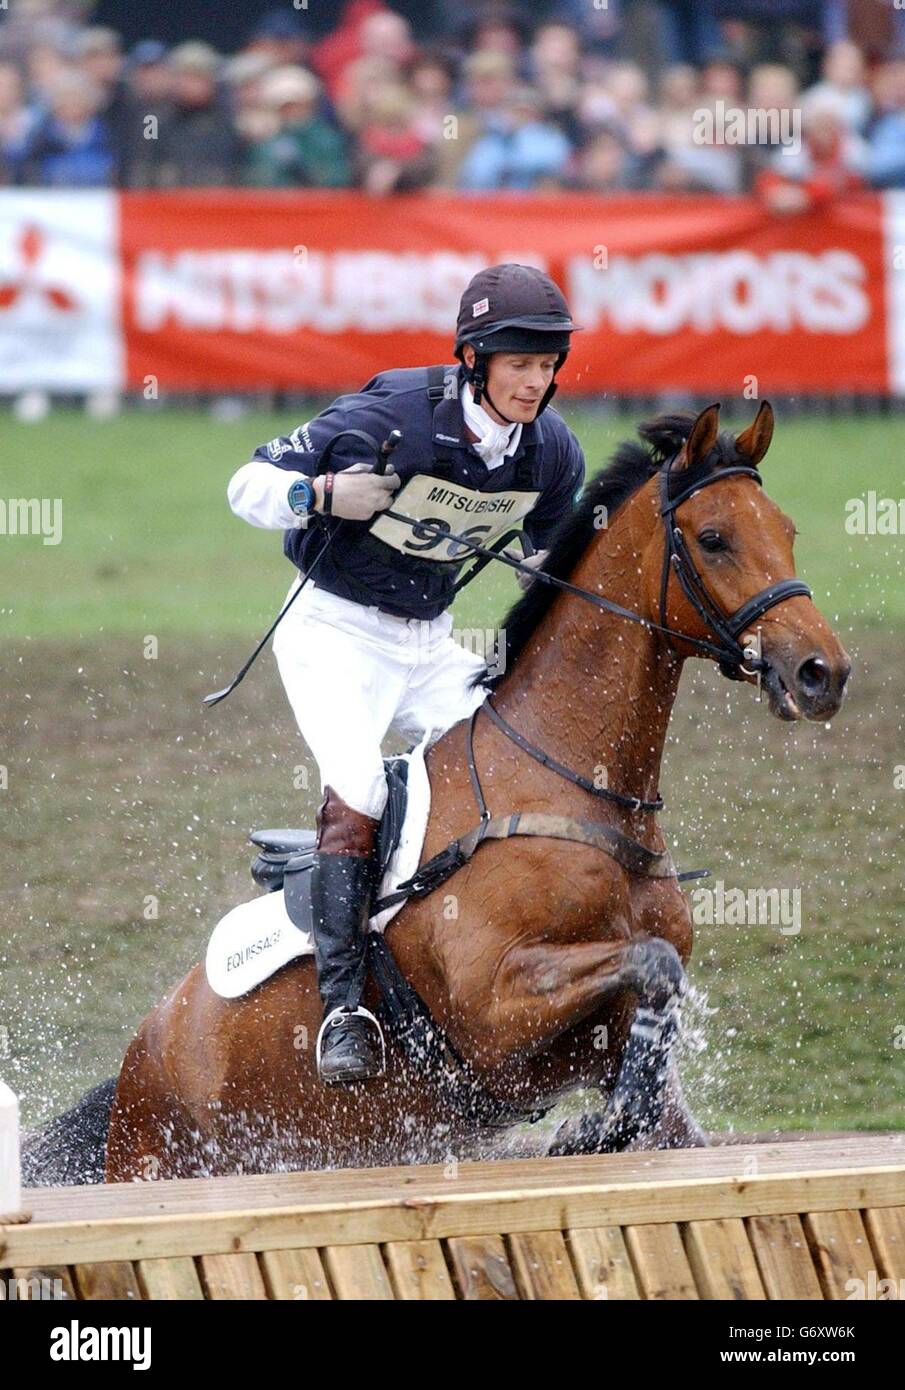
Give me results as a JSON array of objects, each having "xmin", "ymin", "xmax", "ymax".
[{"xmin": 228, "ymin": 264, "xmax": 585, "ymax": 1084}]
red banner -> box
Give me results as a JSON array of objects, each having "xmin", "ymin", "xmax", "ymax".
[{"xmin": 1, "ymin": 191, "xmax": 898, "ymax": 395}]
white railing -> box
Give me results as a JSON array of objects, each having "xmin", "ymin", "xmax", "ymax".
[{"xmin": 0, "ymin": 1079, "xmax": 21, "ymax": 1219}]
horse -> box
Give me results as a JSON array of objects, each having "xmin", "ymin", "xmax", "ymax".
[{"xmin": 98, "ymin": 402, "xmax": 849, "ymax": 1181}]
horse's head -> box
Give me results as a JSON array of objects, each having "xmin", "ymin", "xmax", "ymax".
[{"xmin": 647, "ymin": 401, "xmax": 850, "ymax": 721}]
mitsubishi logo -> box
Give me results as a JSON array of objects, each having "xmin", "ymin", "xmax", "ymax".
[{"xmin": 0, "ymin": 224, "xmax": 78, "ymax": 312}]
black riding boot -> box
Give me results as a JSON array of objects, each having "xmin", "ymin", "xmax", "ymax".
[{"xmin": 310, "ymin": 789, "xmax": 385, "ymax": 1084}]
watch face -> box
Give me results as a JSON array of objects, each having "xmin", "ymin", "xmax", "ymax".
[{"xmin": 289, "ymin": 480, "xmax": 311, "ymax": 514}]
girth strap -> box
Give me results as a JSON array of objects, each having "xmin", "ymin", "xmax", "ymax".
[{"xmin": 372, "ymin": 810, "xmax": 688, "ymax": 916}]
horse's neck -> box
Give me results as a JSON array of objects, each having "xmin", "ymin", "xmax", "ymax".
[{"xmin": 493, "ymin": 482, "xmax": 682, "ymax": 811}]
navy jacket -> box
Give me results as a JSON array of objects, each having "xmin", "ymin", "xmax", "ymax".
[{"xmin": 251, "ymin": 364, "xmax": 585, "ymax": 621}]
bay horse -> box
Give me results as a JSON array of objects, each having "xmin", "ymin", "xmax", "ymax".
[{"xmin": 103, "ymin": 403, "xmax": 849, "ymax": 1180}]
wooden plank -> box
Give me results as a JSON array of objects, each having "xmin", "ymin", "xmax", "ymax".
[
  {"xmin": 566, "ymin": 1226, "xmax": 640, "ymax": 1300},
  {"xmin": 863, "ymin": 1206, "xmax": 905, "ymax": 1286},
  {"xmin": 259, "ymin": 1247, "xmax": 332, "ymax": 1300},
  {"xmin": 804, "ymin": 1210, "xmax": 874, "ymax": 1299},
  {"xmin": 323, "ymin": 1244, "xmax": 394, "ymax": 1300},
  {"xmin": 446, "ymin": 1235, "xmax": 518, "ymax": 1300},
  {"xmin": 383, "ymin": 1240, "xmax": 455, "ymax": 1300},
  {"xmin": 508, "ymin": 1230, "xmax": 581, "ymax": 1300},
  {"xmin": 6, "ymin": 1139, "xmax": 905, "ymax": 1265},
  {"xmin": 683, "ymin": 1219, "xmax": 766, "ymax": 1300},
  {"xmin": 747, "ymin": 1214, "xmax": 824, "ymax": 1300},
  {"xmin": 16, "ymin": 1135, "xmax": 905, "ymax": 1223},
  {"xmin": 8, "ymin": 1265, "xmax": 76, "ymax": 1301},
  {"xmin": 136, "ymin": 1257, "xmax": 204, "ymax": 1300},
  {"xmin": 72, "ymin": 1260, "xmax": 142, "ymax": 1300},
  {"xmin": 198, "ymin": 1252, "xmax": 267, "ymax": 1300},
  {"xmin": 625, "ymin": 1224, "xmax": 699, "ymax": 1300}
]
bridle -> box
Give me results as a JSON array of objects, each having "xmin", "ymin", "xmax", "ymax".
[
  {"xmin": 383, "ymin": 451, "xmax": 813, "ymax": 817},
  {"xmin": 657, "ymin": 458, "xmax": 811, "ymax": 681}
]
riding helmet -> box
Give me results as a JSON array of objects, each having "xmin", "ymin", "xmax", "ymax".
[{"xmin": 453, "ymin": 263, "xmax": 580, "ymax": 417}]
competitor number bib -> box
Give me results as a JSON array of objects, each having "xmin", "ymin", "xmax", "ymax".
[{"xmin": 369, "ymin": 473, "xmax": 540, "ymax": 564}]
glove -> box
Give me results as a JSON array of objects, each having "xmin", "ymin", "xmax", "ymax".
[
  {"xmin": 326, "ymin": 462, "xmax": 401, "ymax": 521},
  {"xmin": 506, "ymin": 546, "xmax": 550, "ymax": 591}
]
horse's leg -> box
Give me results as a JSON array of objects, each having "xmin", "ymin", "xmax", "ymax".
[
  {"xmin": 629, "ymin": 1059, "xmax": 708, "ymax": 1150},
  {"xmin": 546, "ymin": 936, "xmax": 688, "ymax": 1156}
]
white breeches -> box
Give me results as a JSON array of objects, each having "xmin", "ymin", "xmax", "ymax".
[{"xmin": 272, "ymin": 578, "xmax": 488, "ymax": 819}]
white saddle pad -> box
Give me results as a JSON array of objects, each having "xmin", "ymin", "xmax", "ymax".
[{"xmin": 205, "ymin": 737, "xmax": 432, "ymax": 999}]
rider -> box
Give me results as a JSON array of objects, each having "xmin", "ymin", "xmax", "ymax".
[{"xmin": 227, "ymin": 263, "xmax": 585, "ymax": 1084}]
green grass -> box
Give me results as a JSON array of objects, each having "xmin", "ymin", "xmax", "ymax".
[
  {"xmin": 0, "ymin": 406, "xmax": 903, "ymax": 1138},
  {"xmin": 1, "ymin": 407, "xmax": 904, "ymax": 638}
]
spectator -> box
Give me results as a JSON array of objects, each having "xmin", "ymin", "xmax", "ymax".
[
  {"xmin": 21, "ymin": 68, "xmax": 113, "ymax": 186},
  {"xmin": 745, "ymin": 62, "xmax": 800, "ymax": 181},
  {"xmin": 605, "ymin": 62, "xmax": 662, "ymax": 169},
  {"xmin": 530, "ymin": 20, "xmax": 583, "ymax": 141},
  {"xmin": 245, "ymin": 66, "xmax": 350, "ymax": 187},
  {"xmin": 700, "ymin": 56, "xmax": 745, "ymax": 103},
  {"xmin": 243, "ymin": 9, "xmax": 311, "ymax": 69},
  {"xmin": 757, "ymin": 90, "xmax": 867, "ymax": 212},
  {"xmin": 748, "ymin": 60, "xmax": 800, "ymax": 110},
  {"xmin": 226, "ymin": 53, "xmax": 277, "ymax": 142},
  {"xmin": 75, "ymin": 26, "xmax": 123, "ymax": 98},
  {"xmin": 357, "ymin": 83, "xmax": 433, "ymax": 192},
  {"xmin": 408, "ymin": 51, "xmax": 457, "ymax": 145},
  {"xmin": 542, "ymin": 0, "xmax": 622, "ymax": 58},
  {"xmin": 569, "ymin": 125, "xmax": 634, "ymax": 190},
  {"xmin": 460, "ymin": 5, "xmax": 529, "ymax": 59},
  {"xmin": 433, "ymin": 49, "xmax": 514, "ymax": 185},
  {"xmin": 117, "ymin": 41, "xmax": 174, "ymax": 188},
  {"xmin": 26, "ymin": 42, "xmax": 71, "ymax": 103},
  {"xmin": 311, "ymin": 0, "xmax": 386, "ymax": 101},
  {"xmin": 804, "ymin": 39, "xmax": 872, "ymax": 132},
  {"xmin": 657, "ymin": 62, "xmax": 701, "ymax": 150},
  {"xmin": 333, "ymin": 10, "xmax": 415, "ymax": 130},
  {"xmin": 458, "ymin": 85, "xmax": 572, "ymax": 190},
  {"xmin": 865, "ymin": 59, "xmax": 905, "ymax": 188},
  {"xmin": 0, "ymin": 61, "xmax": 36, "ymax": 183},
  {"xmin": 153, "ymin": 42, "xmax": 240, "ymax": 187}
]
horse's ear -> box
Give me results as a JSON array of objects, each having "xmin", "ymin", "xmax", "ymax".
[
  {"xmin": 735, "ymin": 400, "xmax": 774, "ymax": 467},
  {"xmin": 676, "ymin": 403, "xmax": 720, "ymax": 471}
]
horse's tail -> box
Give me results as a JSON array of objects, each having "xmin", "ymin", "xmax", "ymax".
[{"xmin": 20, "ymin": 1077, "xmax": 118, "ymax": 1187}]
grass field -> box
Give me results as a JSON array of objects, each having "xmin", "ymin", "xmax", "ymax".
[
  {"xmin": 1, "ymin": 405, "xmax": 904, "ymax": 1138},
  {"xmin": 2, "ymin": 407, "xmax": 905, "ymax": 638}
]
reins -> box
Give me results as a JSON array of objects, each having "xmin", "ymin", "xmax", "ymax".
[{"xmin": 380, "ymin": 452, "xmax": 811, "ymax": 683}]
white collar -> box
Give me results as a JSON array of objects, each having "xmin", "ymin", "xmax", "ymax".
[{"xmin": 461, "ymin": 380, "xmax": 522, "ymax": 470}]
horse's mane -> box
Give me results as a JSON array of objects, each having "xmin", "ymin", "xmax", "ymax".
[{"xmin": 474, "ymin": 412, "xmax": 746, "ymax": 686}]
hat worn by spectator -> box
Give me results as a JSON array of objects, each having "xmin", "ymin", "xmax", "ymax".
[
  {"xmin": 129, "ymin": 40, "xmax": 168, "ymax": 70},
  {"xmin": 261, "ymin": 65, "xmax": 320, "ymax": 107},
  {"xmin": 76, "ymin": 27, "xmax": 121, "ymax": 58},
  {"xmin": 169, "ymin": 41, "xmax": 220, "ymax": 75}
]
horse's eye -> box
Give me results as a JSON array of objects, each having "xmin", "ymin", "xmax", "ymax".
[{"xmin": 698, "ymin": 531, "xmax": 727, "ymax": 553}]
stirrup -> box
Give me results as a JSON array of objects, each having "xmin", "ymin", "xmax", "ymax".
[{"xmin": 315, "ymin": 1005, "xmax": 386, "ymax": 1076}]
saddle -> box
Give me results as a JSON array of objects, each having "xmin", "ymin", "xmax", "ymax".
[{"xmin": 249, "ymin": 756, "xmax": 410, "ymax": 933}]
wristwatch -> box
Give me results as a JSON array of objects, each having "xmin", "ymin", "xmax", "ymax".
[{"xmin": 287, "ymin": 477, "xmax": 315, "ymax": 519}]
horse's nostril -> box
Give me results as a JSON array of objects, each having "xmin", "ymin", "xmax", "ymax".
[{"xmin": 797, "ymin": 656, "xmax": 830, "ymax": 695}]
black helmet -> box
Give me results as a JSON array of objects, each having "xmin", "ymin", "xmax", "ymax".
[{"xmin": 454, "ymin": 263, "xmax": 580, "ymax": 418}]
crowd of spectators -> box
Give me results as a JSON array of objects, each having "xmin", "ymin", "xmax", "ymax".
[{"xmin": 0, "ymin": 0, "xmax": 904, "ymax": 202}]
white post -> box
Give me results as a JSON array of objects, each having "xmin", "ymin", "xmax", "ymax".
[{"xmin": 0, "ymin": 1079, "xmax": 21, "ymax": 1219}]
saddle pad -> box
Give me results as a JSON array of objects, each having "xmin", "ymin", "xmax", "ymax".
[{"xmin": 205, "ymin": 734, "xmax": 432, "ymax": 999}]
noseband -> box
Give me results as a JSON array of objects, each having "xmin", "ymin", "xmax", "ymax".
[{"xmin": 658, "ymin": 460, "xmax": 811, "ymax": 680}]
